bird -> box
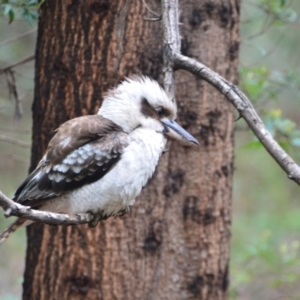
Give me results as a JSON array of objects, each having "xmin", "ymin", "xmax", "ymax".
[{"xmin": 0, "ymin": 76, "xmax": 199, "ymax": 244}]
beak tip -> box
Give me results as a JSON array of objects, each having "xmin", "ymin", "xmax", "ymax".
[
  {"xmin": 162, "ymin": 119, "xmax": 200, "ymax": 146},
  {"xmin": 189, "ymin": 138, "xmax": 200, "ymax": 146}
]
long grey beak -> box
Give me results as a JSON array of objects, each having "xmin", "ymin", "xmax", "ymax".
[{"xmin": 162, "ymin": 119, "xmax": 199, "ymax": 146}]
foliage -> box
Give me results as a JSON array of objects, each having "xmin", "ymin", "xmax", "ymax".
[
  {"xmin": 230, "ymin": 135, "xmax": 300, "ymax": 299},
  {"xmin": 240, "ymin": 0, "xmax": 300, "ymax": 152},
  {"xmin": 230, "ymin": 226, "xmax": 300, "ymax": 299},
  {"xmin": 231, "ymin": 0, "xmax": 300, "ymax": 298},
  {"xmin": 0, "ymin": 0, "xmax": 43, "ymax": 24}
]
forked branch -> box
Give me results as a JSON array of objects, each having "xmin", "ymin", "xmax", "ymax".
[
  {"xmin": 0, "ymin": 191, "xmax": 93, "ymax": 225},
  {"xmin": 162, "ymin": 0, "xmax": 300, "ymax": 185}
]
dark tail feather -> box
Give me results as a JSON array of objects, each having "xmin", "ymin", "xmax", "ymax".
[{"xmin": 0, "ymin": 218, "xmax": 26, "ymax": 244}]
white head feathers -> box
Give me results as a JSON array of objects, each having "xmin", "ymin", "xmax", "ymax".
[{"xmin": 98, "ymin": 76, "xmax": 177, "ymax": 133}]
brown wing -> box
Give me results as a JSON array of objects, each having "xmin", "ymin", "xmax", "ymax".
[
  {"xmin": 13, "ymin": 115, "xmax": 129, "ymax": 207},
  {"xmin": 46, "ymin": 115, "xmax": 124, "ymax": 164}
]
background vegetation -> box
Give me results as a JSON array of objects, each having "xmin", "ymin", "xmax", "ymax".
[{"xmin": 0, "ymin": 0, "xmax": 300, "ymax": 299}]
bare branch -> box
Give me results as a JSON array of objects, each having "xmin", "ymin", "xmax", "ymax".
[
  {"xmin": 0, "ymin": 134, "xmax": 31, "ymax": 148},
  {"xmin": 142, "ymin": 0, "xmax": 160, "ymax": 18},
  {"xmin": 161, "ymin": 0, "xmax": 180, "ymax": 102},
  {"xmin": 173, "ymin": 54, "xmax": 300, "ymax": 184},
  {"xmin": 0, "ymin": 28, "xmax": 37, "ymax": 48},
  {"xmin": 0, "ymin": 55, "xmax": 34, "ymax": 123},
  {"xmin": 0, "ymin": 50, "xmax": 34, "ymax": 124},
  {"xmin": 0, "ymin": 190, "xmax": 93, "ymax": 225},
  {"xmin": 245, "ymin": 31, "xmax": 285, "ymax": 66},
  {"xmin": 4, "ymin": 70, "xmax": 24, "ymax": 122},
  {"xmin": 161, "ymin": 0, "xmax": 300, "ymax": 185},
  {"xmin": 0, "ymin": 54, "xmax": 35, "ymax": 73}
]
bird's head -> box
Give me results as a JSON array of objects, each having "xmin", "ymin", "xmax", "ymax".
[{"xmin": 98, "ymin": 76, "xmax": 199, "ymax": 146}]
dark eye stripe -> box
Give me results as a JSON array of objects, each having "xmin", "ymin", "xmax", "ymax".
[
  {"xmin": 140, "ymin": 97, "xmax": 172, "ymax": 119},
  {"xmin": 140, "ymin": 97, "xmax": 157, "ymax": 118},
  {"xmin": 156, "ymin": 107, "xmax": 165, "ymax": 117}
]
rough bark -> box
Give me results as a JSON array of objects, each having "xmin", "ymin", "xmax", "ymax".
[{"xmin": 23, "ymin": 0, "xmax": 239, "ymax": 299}]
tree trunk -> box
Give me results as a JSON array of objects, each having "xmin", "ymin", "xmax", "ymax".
[{"xmin": 23, "ymin": 0, "xmax": 239, "ymax": 299}]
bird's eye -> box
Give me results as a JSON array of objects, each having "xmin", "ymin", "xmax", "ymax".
[{"xmin": 156, "ymin": 107, "xmax": 165, "ymax": 117}]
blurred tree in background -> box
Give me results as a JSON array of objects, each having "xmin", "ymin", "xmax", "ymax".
[{"xmin": 0, "ymin": 0, "xmax": 300, "ymax": 299}]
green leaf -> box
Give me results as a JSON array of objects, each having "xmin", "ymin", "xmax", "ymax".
[
  {"xmin": 20, "ymin": 8, "xmax": 38, "ymax": 25},
  {"xmin": 8, "ymin": 7, "xmax": 14, "ymax": 23}
]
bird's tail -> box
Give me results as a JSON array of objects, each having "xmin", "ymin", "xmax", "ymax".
[{"xmin": 0, "ymin": 218, "xmax": 27, "ymax": 244}]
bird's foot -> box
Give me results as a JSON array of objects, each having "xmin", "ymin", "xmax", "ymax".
[
  {"xmin": 117, "ymin": 206, "xmax": 130, "ymax": 217},
  {"xmin": 88, "ymin": 210, "xmax": 107, "ymax": 228}
]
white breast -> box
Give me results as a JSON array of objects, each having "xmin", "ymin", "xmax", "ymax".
[{"xmin": 41, "ymin": 128, "xmax": 167, "ymax": 216}]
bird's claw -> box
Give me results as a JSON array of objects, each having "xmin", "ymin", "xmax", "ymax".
[
  {"xmin": 117, "ymin": 206, "xmax": 130, "ymax": 217},
  {"xmin": 88, "ymin": 210, "xmax": 107, "ymax": 228},
  {"xmin": 88, "ymin": 206, "xmax": 130, "ymax": 227}
]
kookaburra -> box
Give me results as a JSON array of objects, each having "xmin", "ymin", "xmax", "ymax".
[{"xmin": 0, "ymin": 76, "xmax": 198, "ymax": 243}]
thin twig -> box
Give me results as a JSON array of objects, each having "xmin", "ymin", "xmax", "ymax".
[
  {"xmin": 0, "ymin": 28, "xmax": 37, "ymax": 48},
  {"xmin": 4, "ymin": 70, "xmax": 23, "ymax": 122},
  {"xmin": 142, "ymin": 0, "xmax": 160, "ymax": 17},
  {"xmin": 0, "ymin": 134, "xmax": 30, "ymax": 148},
  {"xmin": 0, "ymin": 190, "xmax": 93, "ymax": 225},
  {"xmin": 0, "ymin": 54, "xmax": 35, "ymax": 73},
  {"xmin": 0, "ymin": 53, "xmax": 34, "ymax": 124},
  {"xmin": 246, "ymin": 31, "xmax": 286, "ymax": 66},
  {"xmin": 245, "ymin": 14, "xmax": 272, "ymax": 40}
]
